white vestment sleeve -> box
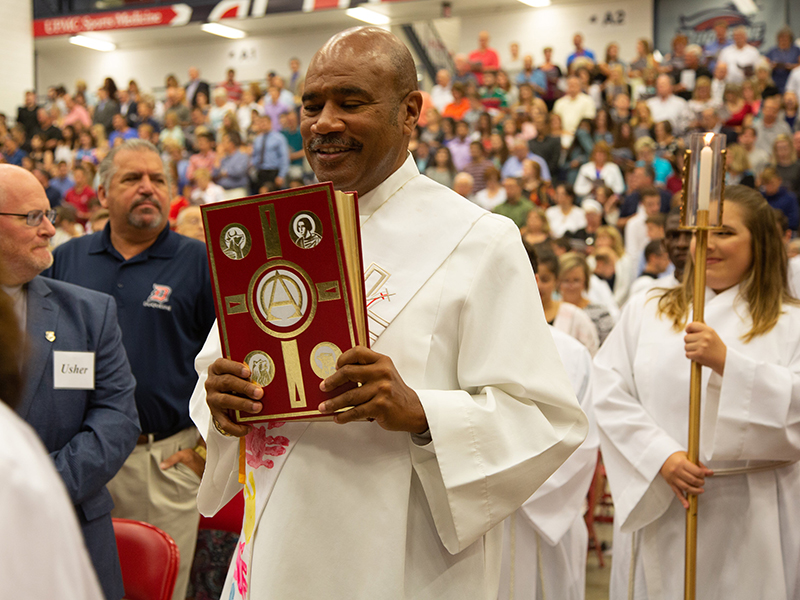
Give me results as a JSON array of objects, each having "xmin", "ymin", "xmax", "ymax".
[
  {"xmin": 190, "ymin": 321, "xmax": 243, "ymax": 516},
  {"xmin": 702, "ymin": 338, "xmax": 800, "ymax": 462},
  {"xmin": 410, "ymin": 219, "xmax": 588, "ymax": 554},
  {"xmin": 518, "ymin": 335, "xmax": 599, "ymax": 546},
  {"xmin": 592, "ymin": 296, "xmax": 684, "ymax": 533}
]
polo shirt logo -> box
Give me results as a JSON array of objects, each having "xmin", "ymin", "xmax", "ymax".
[{"xmin": 143, "ymin": 284, "xmax": 173, "ymax": 311}]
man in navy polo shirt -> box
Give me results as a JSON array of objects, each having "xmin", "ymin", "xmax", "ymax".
[{"xmin": 46, "ymin": 138, "xmax": 216, "ymax": 600}]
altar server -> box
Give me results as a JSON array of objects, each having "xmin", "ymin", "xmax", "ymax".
[{"xmin": 594, "ymin": 184, "xmax": 800, "ymax": 599}]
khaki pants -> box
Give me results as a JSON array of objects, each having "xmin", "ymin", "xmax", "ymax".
[{"xmin": 107, "ymin": 427, "xmax": 200, "ymax": 600}]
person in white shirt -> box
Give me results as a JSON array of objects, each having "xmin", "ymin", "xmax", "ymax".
[
  {"xmin": 646, "ymin": 74, "xmax": 691, "ymax": 135},
  {"xmin": 190, "ymin": 168, "xmax": 226, "ymax": 204},
  {"xmin": 574, "ymin": 140, "xmax": 626, "ymax": 198},
  {"xmin": 546, "ymin": 183, "xmax": 587, "ymax": 239},
  {"xmin": 718, "ymin": 26, "xmax": 763, "ymax": 84},
  {"xmin": 430, "ymin": 69, "xmax": 454, "ymax": 114},
  {"xmin": 553, "ymin": 75, "xmax": 597, "ymax": 148},
  {"xmin": 624, "ymin": 187, "xmax": 663, "ymax": 268}
]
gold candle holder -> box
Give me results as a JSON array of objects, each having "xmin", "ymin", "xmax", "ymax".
[{"xmin": 680, "ymin": 132, "xmax": 726, "ymax": 600}]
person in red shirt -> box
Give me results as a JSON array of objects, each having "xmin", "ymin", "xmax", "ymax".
[
  {"xmin": 63, "ymin": 164, "xmax": 96, "ymax": 223},
  {"xmin": 468, "ymin": 30, "xmax": 500, "ymax": 85}
]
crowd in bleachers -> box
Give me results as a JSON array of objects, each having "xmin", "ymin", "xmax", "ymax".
[{"xmin": 3, "ymin": 20, "xmax": 800, "ymax": 353}]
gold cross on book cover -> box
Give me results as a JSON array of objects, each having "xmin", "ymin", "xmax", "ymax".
[{"xmin": 201, "ymin": 182, "xmax": 369, "ymax": 423}]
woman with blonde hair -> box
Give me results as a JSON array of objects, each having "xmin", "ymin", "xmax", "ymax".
[
  {"xmin": 687, "ymin": 76, "xmax": 717, "ymax": 127},
  {"xmin": 594, "ymin": 185, "xmax": 800, "ymax": 599},
  {"xmin": 558, "ymin": 252, "xmax": 615, "ymax": 344},
  {"xmin": 722, "ymin": 83, "xmax": 753, "ymax": 128},
  {"xmin": 574, "ymin": 140, "xmax": 626, "ymax": 198},
  {"xmin": 594, "ymin": 225, "xmax": 634, "ymax": 306},
  {"xmin": 520, "ymin": 206, "xmax": 550, "ymax": 246},
  {"xmin": 725, "ymin": 143, "xmax": 755, "ymax": 187}
]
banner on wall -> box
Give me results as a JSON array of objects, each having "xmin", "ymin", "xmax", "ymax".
[
  {"xmin": 33, "ymin": 0, "xmax": 406, "ymax": 37},
  {"xmin": 654, "ymin": 0, "xmax": 787, "ymax": 52}
]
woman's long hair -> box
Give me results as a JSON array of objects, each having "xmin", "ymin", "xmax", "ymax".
[{"xmin": 656, "ymin": 185, "xmax": 797, "ymax": 342}]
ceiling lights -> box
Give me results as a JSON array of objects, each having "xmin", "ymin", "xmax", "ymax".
[
  {"xmin": 345, "ymin": 7, "xmax": 390, "ymax": 25},
  {"xmin": 201, "ymin": 22, "xmax": 247, "ymax": 39},
  {"xmin": 69, "ymin": 35, "xmax": 116, "ymax": 52},
  {"xmin": 517, "ymin": 0, "xmax": 551, "ymax": 7}
]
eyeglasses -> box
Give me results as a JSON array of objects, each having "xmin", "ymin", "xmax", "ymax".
[{"xmin": 0, "ymin": 209, "xmax": 58, "ymax": 227}]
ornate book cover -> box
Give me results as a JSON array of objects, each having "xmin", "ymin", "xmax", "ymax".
[{"xmin": 201, "ymin": 182, "xmax": 368, "ymax": 423}]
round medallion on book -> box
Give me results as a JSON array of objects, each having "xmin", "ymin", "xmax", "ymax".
[
  {"xmin": 309, "ymin": 342, "xmax": 342, "ymax": 379},
  {"xmin": 219, "ymin": 223, "xmax": 252, "ymax": 260},
  {"xmin": 243, "ymin": 350, "xmax": 275, "ymax": 387},
  {"xmin": 289, "ymin": 211, "xmax": 323, "ymax": 249},
  {"xmin": 248, "ymin": 260, "xmax": 318, "ymax": 338}
]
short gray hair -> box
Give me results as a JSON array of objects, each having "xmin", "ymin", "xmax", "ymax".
[{"xmin": 98, "ymin": 138, "xmax": 167, "ymax": 191}]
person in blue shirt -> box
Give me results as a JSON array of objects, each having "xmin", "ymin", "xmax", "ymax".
[
  {"xmin": 107, "ymin": 114, "xmax": 138, "ymax": 148},
  {"xmin": 516, "ymin": 55, "xmax": 547, "ymax": 97},
  {"xmin": 250, "ymin": 113, "xmax": 290, "ymax": 193},
  {"xmin": 766, "ymin": 27, "xmax": 800, "ymax": 93},
  {"xmin": 761, "ymin": 166, "xmax": 799, "ymax": 232},
  {"xmin": 213, "ymin": 131, "xmax": 250, "ymax": 194},
  {"xmin": 567, "ymin": 33, "xmax": 596, "ymax": 68},
  {"xmin": 2, "ymin": 136, "xmax": 27, "ymax": 166},
  {"xmin": 703, "ymin": 19, "xmax": 731, "ymax": 72}
]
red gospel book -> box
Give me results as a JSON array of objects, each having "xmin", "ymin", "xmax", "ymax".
[{"xmin": 201, "ymin": 182, "xmax": 368, "ymax": 423}]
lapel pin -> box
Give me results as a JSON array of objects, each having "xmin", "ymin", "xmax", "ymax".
[{"xmin": 45, "ymin": 331, "xmax": 56, "ymax": 342}]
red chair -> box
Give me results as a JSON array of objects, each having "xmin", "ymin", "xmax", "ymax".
[{"xmin": 113, "ymin": 518, "xmax": 180, "ymax": 600}]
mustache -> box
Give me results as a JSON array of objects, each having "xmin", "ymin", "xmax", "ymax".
[
  {"xmin": 307, "ymin": 135, "xmax": 363, "ymax": 151},
  {"xmin": 131, "ymin": 195, "xmax": 162, "ymax": 213}
]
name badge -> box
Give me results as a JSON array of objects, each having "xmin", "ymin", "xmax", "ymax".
[{"xmin": 53, "ymin": 351, "xmax": 95, "ymax": 390}]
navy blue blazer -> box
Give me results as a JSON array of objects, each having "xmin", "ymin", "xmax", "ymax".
[{"xmin": 19, "ymin": 276, "xmax": 140, "ymax": 600}]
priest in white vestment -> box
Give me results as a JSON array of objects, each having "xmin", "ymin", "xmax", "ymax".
[{"xmin": 191, "ymin": 27, "xmax": 587, "ymax": 600}]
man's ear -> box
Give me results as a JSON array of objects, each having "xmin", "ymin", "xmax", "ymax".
[
  {"xmin": 97, "ymin": 186, "xmax": 109, "ymax": 209},
  {"xmin": 403, "ymin": 91, "xmax": 423, "ymax": 136}
]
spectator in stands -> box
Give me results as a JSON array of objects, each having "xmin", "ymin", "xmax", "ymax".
[
  {"xmin": 674, "ymin": 45, "xmax": 712, "ymax": 100},
  {"xmin": 634, "ymin": 136, "xmax": 672, "ymax": 185},
  {"xmin": 473, "ymin": 165, "xmax": 507, "ymax": 211},
  {"xmin": 117, "ymin": 89, "xmax": 137, "ymax": 127},
  {"xmin": 17, "ymin": 90, "xmax": 39, "ymax": 140},
  {"xmin": 625, "ymin": 186, "xmax": 663, "ymax": 264},
  {"xmin": 546, "ymin": 183, "xmax": 586, "ymax": 238},
  {"xmin": 164, "ymin": 86, "xmax": 191, "ymax": 126},
  {"xmin": 468, "ymin": 30, "xmax": 500, "ymax": 85},
  {"xmin": 453, "ymin": 53, "xmax": 478, "ymax": 87},
  {"xmin": 718, "ymin": 26, "xmax": 762, "ymax": 84},
  {"xmin": 61, "ymin": 94, "xmax": 92, "ymax": 130},
  {"xmin": 528, "ymin": 110, "xmax": 561, "ymax": 177},
  {"xmin": 709, "ymin": 61, "xmax": 729, "ymax": 105},
  {"xmin": 618, "ymin": 163, "xmax": 671, "ymax": 225},
  {"xmin": 598, "ymin": 42, "xmax": 627, "ymax": 78},
  {"xmin": 442, "ymin": 83, "xmax": 470, "ymax": 121},
  {"xmin": 2, "ymin": 135, "xmax": 26, "ymax": 166},
  {"xmin": 516, "ymin": 55, "xmax": 546, "ymax": 97},
  {"xmin": 594, "ymin": 225, "xmax": 634, "ymax": 305},
  {"xmin": 646, "ymin": 74, "xmax": 690, "ymax": 135},
  {"xmin": 212, "ymin": 131, "xmax": 250, "ymax": 199},
  {"xmin": 725, "ymin": 143, "xmax": 756, "ymax": 188},
  {"xmin": 32, "ymin": 167, "xmax": 61, "ymax": 208},
  {"xmin": 629, "ymin": 38, "xmax": 658, "ymax": 78},
  {"xmin": 786, "ymin": 63, "xmax": 800, "ymax": 102},
  {"xmin": 134, "ymin": 96, "xmax": 160, "ymax": 133},
  {"xmin": 761, "ymin": 166, "xmax": 799, "ymax": 231},
  {"xmin": 704, "ymin": 19, "xmax": 731, "ymax": 71},
  {"xmin": 738, "ymin": 126, "xmax": 771, "ymax": 176},
  {"xmin": 186, "ymin": 131, "xmax": 217, "ymax": 183},
  {"xmin": 754, "ymin": 94, "xmax": 794, "ymax": 155},
  {"xmin": 687, "ymin": 77, "xmax": 718, "ymax": 126},
  {"xmin": 108, "ymin": 113, "xmax": 137, "ymax": 148},
  {"xmin": 479, "ymin": 71, "xmax": 508, "ymax": 110},
  {"xmin": 250, "ymin": 114, "xmax": 289, "ymax": 193},
  {"xmin": 425, "ymin": 146, "xmax": 457, "ymax": 189},
  {"xmin": 272, "ymin": 76, "xmax": 295, "ymax": 109},
  {"xmin": 563, "ymin": 118, "xmax": 595, "ymax": 185},
  {"xmin": 35, "ymin": 108, "xmax": 63, "ymax": 151},
  {"xmin": 452, "ymin": 171, "xmax": 474, "ymax": 199},
  {"xmin": 520, "ymin": 206, "xmax": 550, "ymax": 246},
  {"xmin": 445, "ymin": 119, "xmax": 472, "ymax": 171},
  {"xmin": 220, "ymin": 68, "xmax": 242, "ymax": 104},
  {"xmin": 574, "ymin": 140, "xmax": 625, "ymax": 198},
  {"xmin": 553, "ymin": 75, "xmax": 596, "ymax": 148},
  {"xmin": 286, "ymin": 57, "xmax": 304, "ymax": 96},
  {"xmin": 208, "ymin": 88, "xmax": 236, "ymax": 135},
  {"xmin": 185, "ymin": 66, "xmax": 210, "ymax": 108},
  {"xmin": 51, "ymin": 161, "xmax": 75, "ymax": 198},
  {"xmin": 463, "ymin": 141, "xmax": 495, "ymax": 192},
  {"xmin": 430, "ymin": 69, "xmax": 454, "ymax": 114},
  {"xmin": 92, "ymin": 87, "xmax": 119, "ymax": 135},
  {"xmin": 63, "ymin": 164, "xmax": 95, "ymax": 223},
  {"xmin": 501, "ymin": 138, "xmax": 551, "ymax": 182},
  {"xmin": 159, "ymin": 111, "xmax": 186, "ymax": 149},
  {"xmin": 774, "ymin": 134, "xmax": 800, "ymax": 198},
  {"xmin": 495, "ymin": 177, "xmax": 535, "ymax": 227},
  {"xmin": 783, "ymin": 91, "xmax": 798, "ymax": 131},
  {"xmin": 280, "ymin": 111, "xmax": 306, "ymax": 182},
  {"xmin": 567, "ymin": 33, "xmax": 595, "ymax": 69},
  {"xmin": 236, "ymin": 88, "xmax": 261, "ymax": 135},
  {"xmin": 190, "ymin": 168, "xmax": 225, "ymax": 205}
]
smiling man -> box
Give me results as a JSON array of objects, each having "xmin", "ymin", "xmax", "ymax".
[
  {"xmin": 192, "ymin": 27, "xmax": 586, "ymax": 600},
  {"xmin": 45, "ymin": 139, "xmax": 216, "ymax": 600}
]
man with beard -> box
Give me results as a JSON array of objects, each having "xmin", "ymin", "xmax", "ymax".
[
  {"xmin": 191, "ymin": 27, "xmax": 585, "ymax": 600},
  {"xmin": 45, "ymin": 139, "xmax": 216, "ymax": 600}
]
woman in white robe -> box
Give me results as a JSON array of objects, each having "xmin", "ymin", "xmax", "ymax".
[{"xmin": 593, "ymin": 185, "xmax": 800, "ymax": 600}]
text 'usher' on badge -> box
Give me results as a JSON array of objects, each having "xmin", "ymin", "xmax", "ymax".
[{"xmin": 53, "ymin": 351, "xmax": 95, "ymax": 390}]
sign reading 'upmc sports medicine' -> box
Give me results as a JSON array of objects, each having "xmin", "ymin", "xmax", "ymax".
[{"xmin": 32, "ymin": 0, "xmax": 409, "ymax": 38}]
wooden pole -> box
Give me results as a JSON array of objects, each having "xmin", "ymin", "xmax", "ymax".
[{"xmin": 685, "ymin": 210, "xmax": 709, "ymax": 600}]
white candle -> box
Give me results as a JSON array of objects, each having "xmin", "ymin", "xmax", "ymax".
[{"xmin": 697, "ymin": 145, "xmax": 713, "ymax": 211}]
